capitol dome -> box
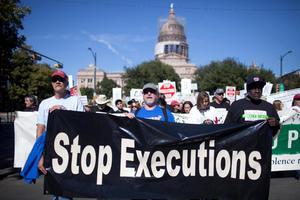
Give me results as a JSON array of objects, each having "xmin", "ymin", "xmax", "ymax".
[
  {"xmin": 158, "ymin": 5, "xmax": 186, "ymax": 43},
  {"xmin": 154, "ymin": 4, "xmax": 197, "ymax": 80}
]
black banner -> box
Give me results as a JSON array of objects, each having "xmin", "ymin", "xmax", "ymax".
[{"xmin": 44, "ymin": 110, "xmax": 272, "ymax": 199}]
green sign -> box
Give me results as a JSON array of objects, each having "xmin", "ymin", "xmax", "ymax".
[{"xmin": 271, "ymin": 113, "xmax": 300, "ymax": 171}]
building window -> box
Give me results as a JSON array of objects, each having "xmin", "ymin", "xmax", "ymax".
[
  {"xmin": 164, "ymin": 45, "xmax": 169, "ymax": 54},
  {"xmin": 176, "ymin": 45, "xmax": 179, "ymax": 54},
  {"xmin": 88, "ymin": 78, "xmax": 93, "ymax": 83},
  {"xmin": 170, "ymin": 44, "xmax": 174, "ymax": 53},
  {"xmin": 81, "ymin": 78, "xmax": 85, "ymax": 83}
]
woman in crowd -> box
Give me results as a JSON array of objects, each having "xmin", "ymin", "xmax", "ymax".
[
  {"xmin": 170, "ymin": 100, "xmax": 181, "ymax": 113},
  {"xmin": 24, "ymin": 95, "xmax": 38, "ymax": 111},
  {"xmin": 188, "ymin": 92, "xmax": 216, "ymax": 124},
  {"xmin": 181, "ymin": 101, "xmax": 193, "ymax": 114}
]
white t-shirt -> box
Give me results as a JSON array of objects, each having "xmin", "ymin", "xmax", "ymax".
[
  {"xmin": 188, "ymin": 106, "xmax": 217, "ymax": 124},
  {"xmin": 37, "ymin": 94, "xmax": 84, "ymax": 128}
]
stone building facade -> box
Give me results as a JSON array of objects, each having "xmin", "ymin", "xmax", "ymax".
[{"xmin": 77, "ymin": 64, "xmax": 124, "ymax": 91}]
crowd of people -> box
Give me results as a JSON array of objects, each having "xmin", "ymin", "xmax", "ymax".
[
  {"xmin": 20, "ymin": 69, "xmax": 300, "ymax": 199},
  {"xmin": 23, "ymin": 70, "xmax": 300, "ymax": 128}
]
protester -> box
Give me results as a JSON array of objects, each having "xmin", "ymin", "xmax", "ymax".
[
  {"xmin": 157, "ymin": 96, "xmax": 167, "ymax": 109},
  {"xmin": 273, "ymin": 100, "xmax": 283, "ymax": 112},
  {"xmin": 188, "ymin": 91, "xmax": 216, "ymax": 124},
  {"xmin": 91, "ymin": 95, "xmax": 114, "ymax": 113},
  {"xmin": 292, "ymin": 94, "xmax": 300, "ymax": 112},
  {"xmin": 224, "ymin": 75, "xmax": 280, "ymax": 135},
  {"xmin": 210, "ymin": 88, "xmax": 230, "ymax": 110},
  {"xmin": 24, "ymin": 95, "xmax": 38, "ymax": 111},
  {"xmin": 134, "ymin": 83, "xmax": 175, "ymax": 122},
  {"xmin": 181, "ymin": 101, "xmax": 193, "ymax": 114},
  {"xmin": 158, "ymin": 93, "xmax": 171, "ymax": 111},
  {"xmin": 272, "ymin": 99, "xmax": 289, "ymax": 122},
  {"xmin": 36, "ymin": 70, "xmax": 85, "ymax": 200},
  {"xmin": 114, "ymin": 99, "xmax": 128, "ymax": 113},
  {"xmin": 170, "ymin": 100, "xmax": 181, "ymax": 113}
]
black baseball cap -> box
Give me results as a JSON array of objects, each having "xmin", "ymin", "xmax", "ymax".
[{"xmin": 246, "ymin": 75, "xmax": 266, "ymax": 90}]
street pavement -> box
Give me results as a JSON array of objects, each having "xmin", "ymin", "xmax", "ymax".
[
  {"xmin": 0, "ymin": 173, "xmax": 299, "ymax": 200},
  {"xmin": 1, "ymin": 123, "xmax": 299, "ymax": 199}
]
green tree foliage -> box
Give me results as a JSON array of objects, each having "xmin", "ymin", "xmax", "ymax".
[
  {"xmin": 195, "ymin": 58, "xmax": 276, "ymax": 93},
  {"xmin": 123, "ymin": 60, "xmax": 180, "ymax": 95},
  {"xmin": 8, "ymin": 48, "xmax": 52, "ymax": 110},
  {"xmin": 0, "ymin": 0, "xmax": 31, "ymax": 111},
  {"xmin": 0, "ymin": 0, "xmax": 30, "ymax": 75},
  {"xmin": 282, "ymin": 73, "xmax": 300, "ymax": 90},
  {"xmin": 80, "ymin": 87, "xmax": 94, "ymax": 102},
  {"xmin": 96, "ymin": 75, "xmax": 118, "ymax": 98}
]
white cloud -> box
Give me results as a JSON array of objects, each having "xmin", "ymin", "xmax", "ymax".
[{"xmin": 83, "ymin": 31, "xmax": 133, "ymax": 66}]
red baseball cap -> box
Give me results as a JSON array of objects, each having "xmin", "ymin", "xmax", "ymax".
[
  {"xmin": 293, "ymin": 94, "xmax": 300, "ymax": 100},
  {"xmin": 171, "ymin": 100, "xmax": 180, "ymax": 107},
  {"xmin": 51, "ymin": 70, "xmax": 68, "ymax": 80}
]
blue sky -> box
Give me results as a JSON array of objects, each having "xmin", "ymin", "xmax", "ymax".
[{"xmin": 21, "ymin": 0, "xmax": 300, "ymax": 83}]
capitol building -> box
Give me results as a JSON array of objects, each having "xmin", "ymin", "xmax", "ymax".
[{"xmin": 77, "ymin": 5, "xmax": 197, "ymax": 90}]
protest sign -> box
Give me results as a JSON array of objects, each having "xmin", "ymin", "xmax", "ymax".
[
  {"xmin": 225, "ymin": 86, "xmax": 236, "ymax": 104},
  {"xmin": 158, "ymin": 81, "xmax": 176, "ymax": 103},
  {"xmin": 272, "ymin": 112, "xmax": 300, "ymax": 171},
  {"xmin": 14, "ymin": 111, "xmax": 38, "ymax": 168}
]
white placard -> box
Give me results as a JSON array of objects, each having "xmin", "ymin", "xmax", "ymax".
[
  {"xmin": 225, "ymin": 86, "xmax": 236, "ymax": 104},
  {"xmin": 14, "ymin": 111, "xmax": 38, "ymax": 169},
  {"xmin": 181, "ymin": 79, "xmax": 192, "ymax": 95},
  {"xmin": 112, "ymin": 88, "xmax": 122, "ymax": 107},
  {"xmin": 79, "ymin": 95, "xmax": 88, "ymax": 106},
  {"xmin": 262, "ymin": 82, "xmax": 273, "ymax": 96},
  {"xmin": 130, "ymin": 89, "xmax": 143, "ymax": 103}
]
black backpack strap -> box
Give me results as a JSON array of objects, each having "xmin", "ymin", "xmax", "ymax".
[{"xmin": 161, "ymin": 107, "xmax": 168, "ymax": 122}]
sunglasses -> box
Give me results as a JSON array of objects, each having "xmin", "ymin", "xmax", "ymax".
[
  {"xmin": 143, "ymin": 88, "xmax": 156, "ymax": 94},
  {"xmin": 217, "ymin": 93, "xmax": 224, "ymax": 96},
  {"xmin": 52, "ymin": 76, "xmax": 66, "ymax": 83}
]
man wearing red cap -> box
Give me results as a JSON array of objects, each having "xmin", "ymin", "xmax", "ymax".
[
  {"xmin": 225, "ymin": 75, "xmax": 280, "ymax": 135},
  {"xmin": 36, "ymin": 70, "xmax": 84, "ymax": 179}
]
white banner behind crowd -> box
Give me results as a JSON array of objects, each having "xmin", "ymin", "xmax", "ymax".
[
  {"xmin": 14, "ymin": 110, "xmax": 300, "ymax": 171},
  {"xmin": 14, "ymin": 111, "xmax": 38, "ymax": 168},
  {"xmin": 266, "ymin": 88, "xmax": 300, "ymax": 109}
]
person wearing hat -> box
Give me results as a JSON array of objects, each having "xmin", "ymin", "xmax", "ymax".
[
  {"xmin": 91, "ymin": 94, "xmax": 114, "ymax": 113},
  {"xmin": 210, "ymin": 88, "xmax": 230, "ymax": 111},
  {"xmin": 170, "ymin": 100, "xmax": 181, "ymax": 113},
  {"xmin": 36, "ymin": 70, "xmax": 84, "ymax": 200},
  {"xmin": 134, "ymin": 83, "xmax": 175, "ymax": 122},
  {"xmin": 292, "ymin": 94, "xmax": 300, "ymax": 113},
  {"xmin": 224, "ymin": 75, "xmax": 280, "ymax": 135}
]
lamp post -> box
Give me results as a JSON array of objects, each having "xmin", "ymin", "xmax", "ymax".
[
  {"xmin": 280, "ymin": 50, "xmax": 292, "ymax": 77},
  {"xmin": 88, "ymin": 48, "xmax": 97, "ymax": 96}
]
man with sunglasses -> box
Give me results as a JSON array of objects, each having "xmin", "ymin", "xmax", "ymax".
[
  {"xmin": 36, "ymin": 70, "xmax": 84, "ymax": 200},
  {"xmin": 135, "ymin": 83, "xmax": 175, "ymax": 122},
  {"xmin": 211, "ymin": 88, "xmax": 230, "ymax": 111}
]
